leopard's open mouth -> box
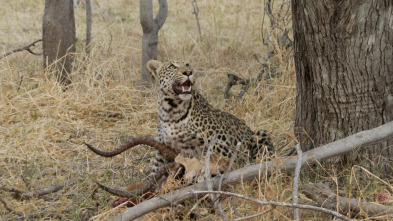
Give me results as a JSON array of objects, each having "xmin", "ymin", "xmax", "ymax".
[{"xmin": 173, "ymin": 80, "xmax": 193, "ymax": 95}]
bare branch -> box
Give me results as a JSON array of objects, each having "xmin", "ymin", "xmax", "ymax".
[
  {"xmin": 265, "ymin": 0, "xmax": 274, "ymax": 28},
  {"xmin": 20, "ymin": 179, "xmax": 73, "ymax": 200},
  {"xmin": 0, "ymin": 186, "xmax": 24, "ymax": 197},
  {"xmin": 224, "ymin": 74, "xmax": 251, "ymax": 100},
  {"xmin": 0, "ymin": 39, "xmax": 42, "ymax": 59},
  {"xmin": 204, "ymin": 135, "xmax": 218, "ymax": 187},
  {"xmin": 1, "ymin": 179, "xmax": 73, "ymax": 201},
  {"xmin": 233, "ymin": 207, "xmax": 274, "ymax": 221},
  {"xmin": 154, "ymin": 0, "xmax": 168, "ymax": 30},
  {"xmin": 192, "ymin": 190, "xmax": 352, "ymax": 221},
  {"xmin": 114, "ymin": 121, "xmax": 393, "ymax": 220},
  {"xmin": 192, "ymin": 0, "xmax": 202, "ymax": 39},
  {"xmin": 293, "ymin": 144, "xmax": 302, "ymax": 220},
  {"xmin": 204, "ymin": 135, "xmax": 228, "ymax": 220},
  {"xmin": 302, "ymin": 183, "xmax": 393, "ymax": 217}
]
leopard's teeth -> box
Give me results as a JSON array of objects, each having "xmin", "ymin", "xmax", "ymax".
[{"xmin": 182, "ymin": 86, "xmax": 191, "ymax": 92}]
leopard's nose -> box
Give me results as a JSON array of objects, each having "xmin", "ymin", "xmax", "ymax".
[{"xmin": 182, "ymin": 71, "xmax": 192, "ymax": 76}]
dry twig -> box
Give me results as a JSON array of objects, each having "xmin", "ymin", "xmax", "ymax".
[
  {"xmin": 1, "ymin": 179, "xmax": 73, "ymax": 200},
  {"xmin": 0, "ymin": 39, "xmax": 42, "ymax": 59},
  {"xmin": 302, "ymin": 183, "xmax": 393, "ymax": 217},
  {"xmin": 192, "ymin": 190, "xmax": 352, "ymax": 221},
  {"xmin": 293, "ymin": 144, "xmax": 302, "ymax": 220},
  {"xmin": 192, "ymin": 0, "xmax": 202, "ymax": 39},
  {"xmin": 204, "ymin": 135, "xmax": 229, "ymax": 220}
]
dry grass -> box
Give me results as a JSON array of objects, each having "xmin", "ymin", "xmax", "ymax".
[{"xmin": 1, "ymin": 0, "xmax": 391, "ymax": 220}]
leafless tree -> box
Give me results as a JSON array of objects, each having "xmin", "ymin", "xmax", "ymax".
[
  {"xmin": 140, "ymin": 0, "xmax": 168, "ymax": 88},
  {"xmin": 43, "ymin": 0, "xmax": 76, "ymax": 86},
  {"xmin": 292, "ymin": 1, "xmax": 393, "ymax": 176}
]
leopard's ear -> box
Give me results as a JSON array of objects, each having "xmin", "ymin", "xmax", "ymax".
[{"xmin": 147, "ymin": 60, "xmax": 162, "ymax": 79}]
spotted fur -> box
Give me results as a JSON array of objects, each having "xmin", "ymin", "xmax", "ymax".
[{"xmin": 147, "ymin": 60, "xmax": 274, "ymax": 175}]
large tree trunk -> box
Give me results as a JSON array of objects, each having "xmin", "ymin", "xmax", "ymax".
[
  {"xmin": 140, "ymin": 0, "xmax": 167, "ymax": 88},
  {"xmin": 43, "ymin": 0, "xmax": 76, "ymax": 86},
  {"xmin": 292, "ymin": 1, "xmax": 393, "ymax": 176}
]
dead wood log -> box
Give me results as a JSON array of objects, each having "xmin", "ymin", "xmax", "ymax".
[
  {"xmin": 302, "ymin": 183, "xmax": 393, "ymax": 218},
  {"xmin": 114, "ymin": 121, "xmax": 393, "ymax": 220}
]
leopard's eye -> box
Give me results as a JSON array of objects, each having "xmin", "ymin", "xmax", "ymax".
[
  {"xmin": 185, "ymin": 63, "xmax": 190, "ymax": 67},
  {"xmin": 168, "ymin": 64, "xmax": 177, "ymax": 69}
]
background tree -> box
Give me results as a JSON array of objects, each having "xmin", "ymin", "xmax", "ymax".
[
  {"xmin": 140, "ymin": 0, "xmax": 167, "ymax": 88},
  {"xmin": 292, "ymin": 1, "xmax": 393, "ymax": 176},
  {"xmin": 43, "ymin": 0, "xmax": 76, "ymax": 86},
  {"xmin": 85, "ymin": 0, "xmax": 92, "ymax": 54}
]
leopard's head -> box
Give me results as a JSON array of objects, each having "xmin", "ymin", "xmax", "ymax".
[{"xmin": 147, "ymin": 60, "xmax": 195, "ymax": 101}]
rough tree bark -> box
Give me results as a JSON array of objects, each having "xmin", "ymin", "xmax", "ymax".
[
  {"xmin": 140, "ymin": 0, "xmax": 168, "ymax": 88},
  {"xmin": 292, "ymin": 1, "xmax": 393, "ymax": 176},
  {"xmin": 85, "ymin": 0, "xmax": 92, "ymax": 54},
  {"xmin": 43, "ymin": 0, "xmax": 76, "ymax": 86}
]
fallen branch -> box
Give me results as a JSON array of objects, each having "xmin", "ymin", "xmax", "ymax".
[
  {"xmin": 204, "ymin": 135, "xmax": 229, "ymax": 220},
  {"xmin": 1, "ymin": 179, "xmax": 73, "ymax": 200},
  {"xmin": 0, "ymin": 39, "xmax": 43, "ymax": 59},
  {"xmin": 114, "ymin": 121, "xmax": 393, "ymax": 220},
  {"xmin": 302, "ymin": 183, "xmax": 393, "ymax": 218},
  {"xmin": 192, "ymin": 190, "xmax": 351, "ymax": 221}
]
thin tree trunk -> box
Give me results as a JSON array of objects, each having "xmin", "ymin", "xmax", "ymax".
[
  {"xmin": 43, "ymin": 0, "xmax": 76, "ymax": 86},
  {"xmin": 86, "ymin": 0, "xmax": 92, "ymax": 54},
  {"xmin": 292, "ymin": 1, "xmax": 393, "ymax": 176},
  {"xmin": 140, "ymin": 0, "xmax": 167, "ymax": 89}
]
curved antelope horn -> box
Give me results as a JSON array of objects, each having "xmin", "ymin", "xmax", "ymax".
[
  {"xmin": 96, "ymin": 182, "xmax": 151, "ymax": 198},
  {"xmin": 84, "ymin": 136, "xmax": 178, "ymax": 161},
  {"xmin": 96, "ymin": 162, "xmax": 181, "ymax": 198}
]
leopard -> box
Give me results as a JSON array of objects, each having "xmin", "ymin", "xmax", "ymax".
[{"xmin": 146, "ymin": 60, "xmax": 274, "ymax": 176}]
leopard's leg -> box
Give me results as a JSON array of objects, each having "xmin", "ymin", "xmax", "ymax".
[
  {"xmin": 253, "ymin": 130, "xmax": 274, "ymax": 157},
  {"xmin": 124, "ymin": 133, "xmax": 169, "ymax": 192}
]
